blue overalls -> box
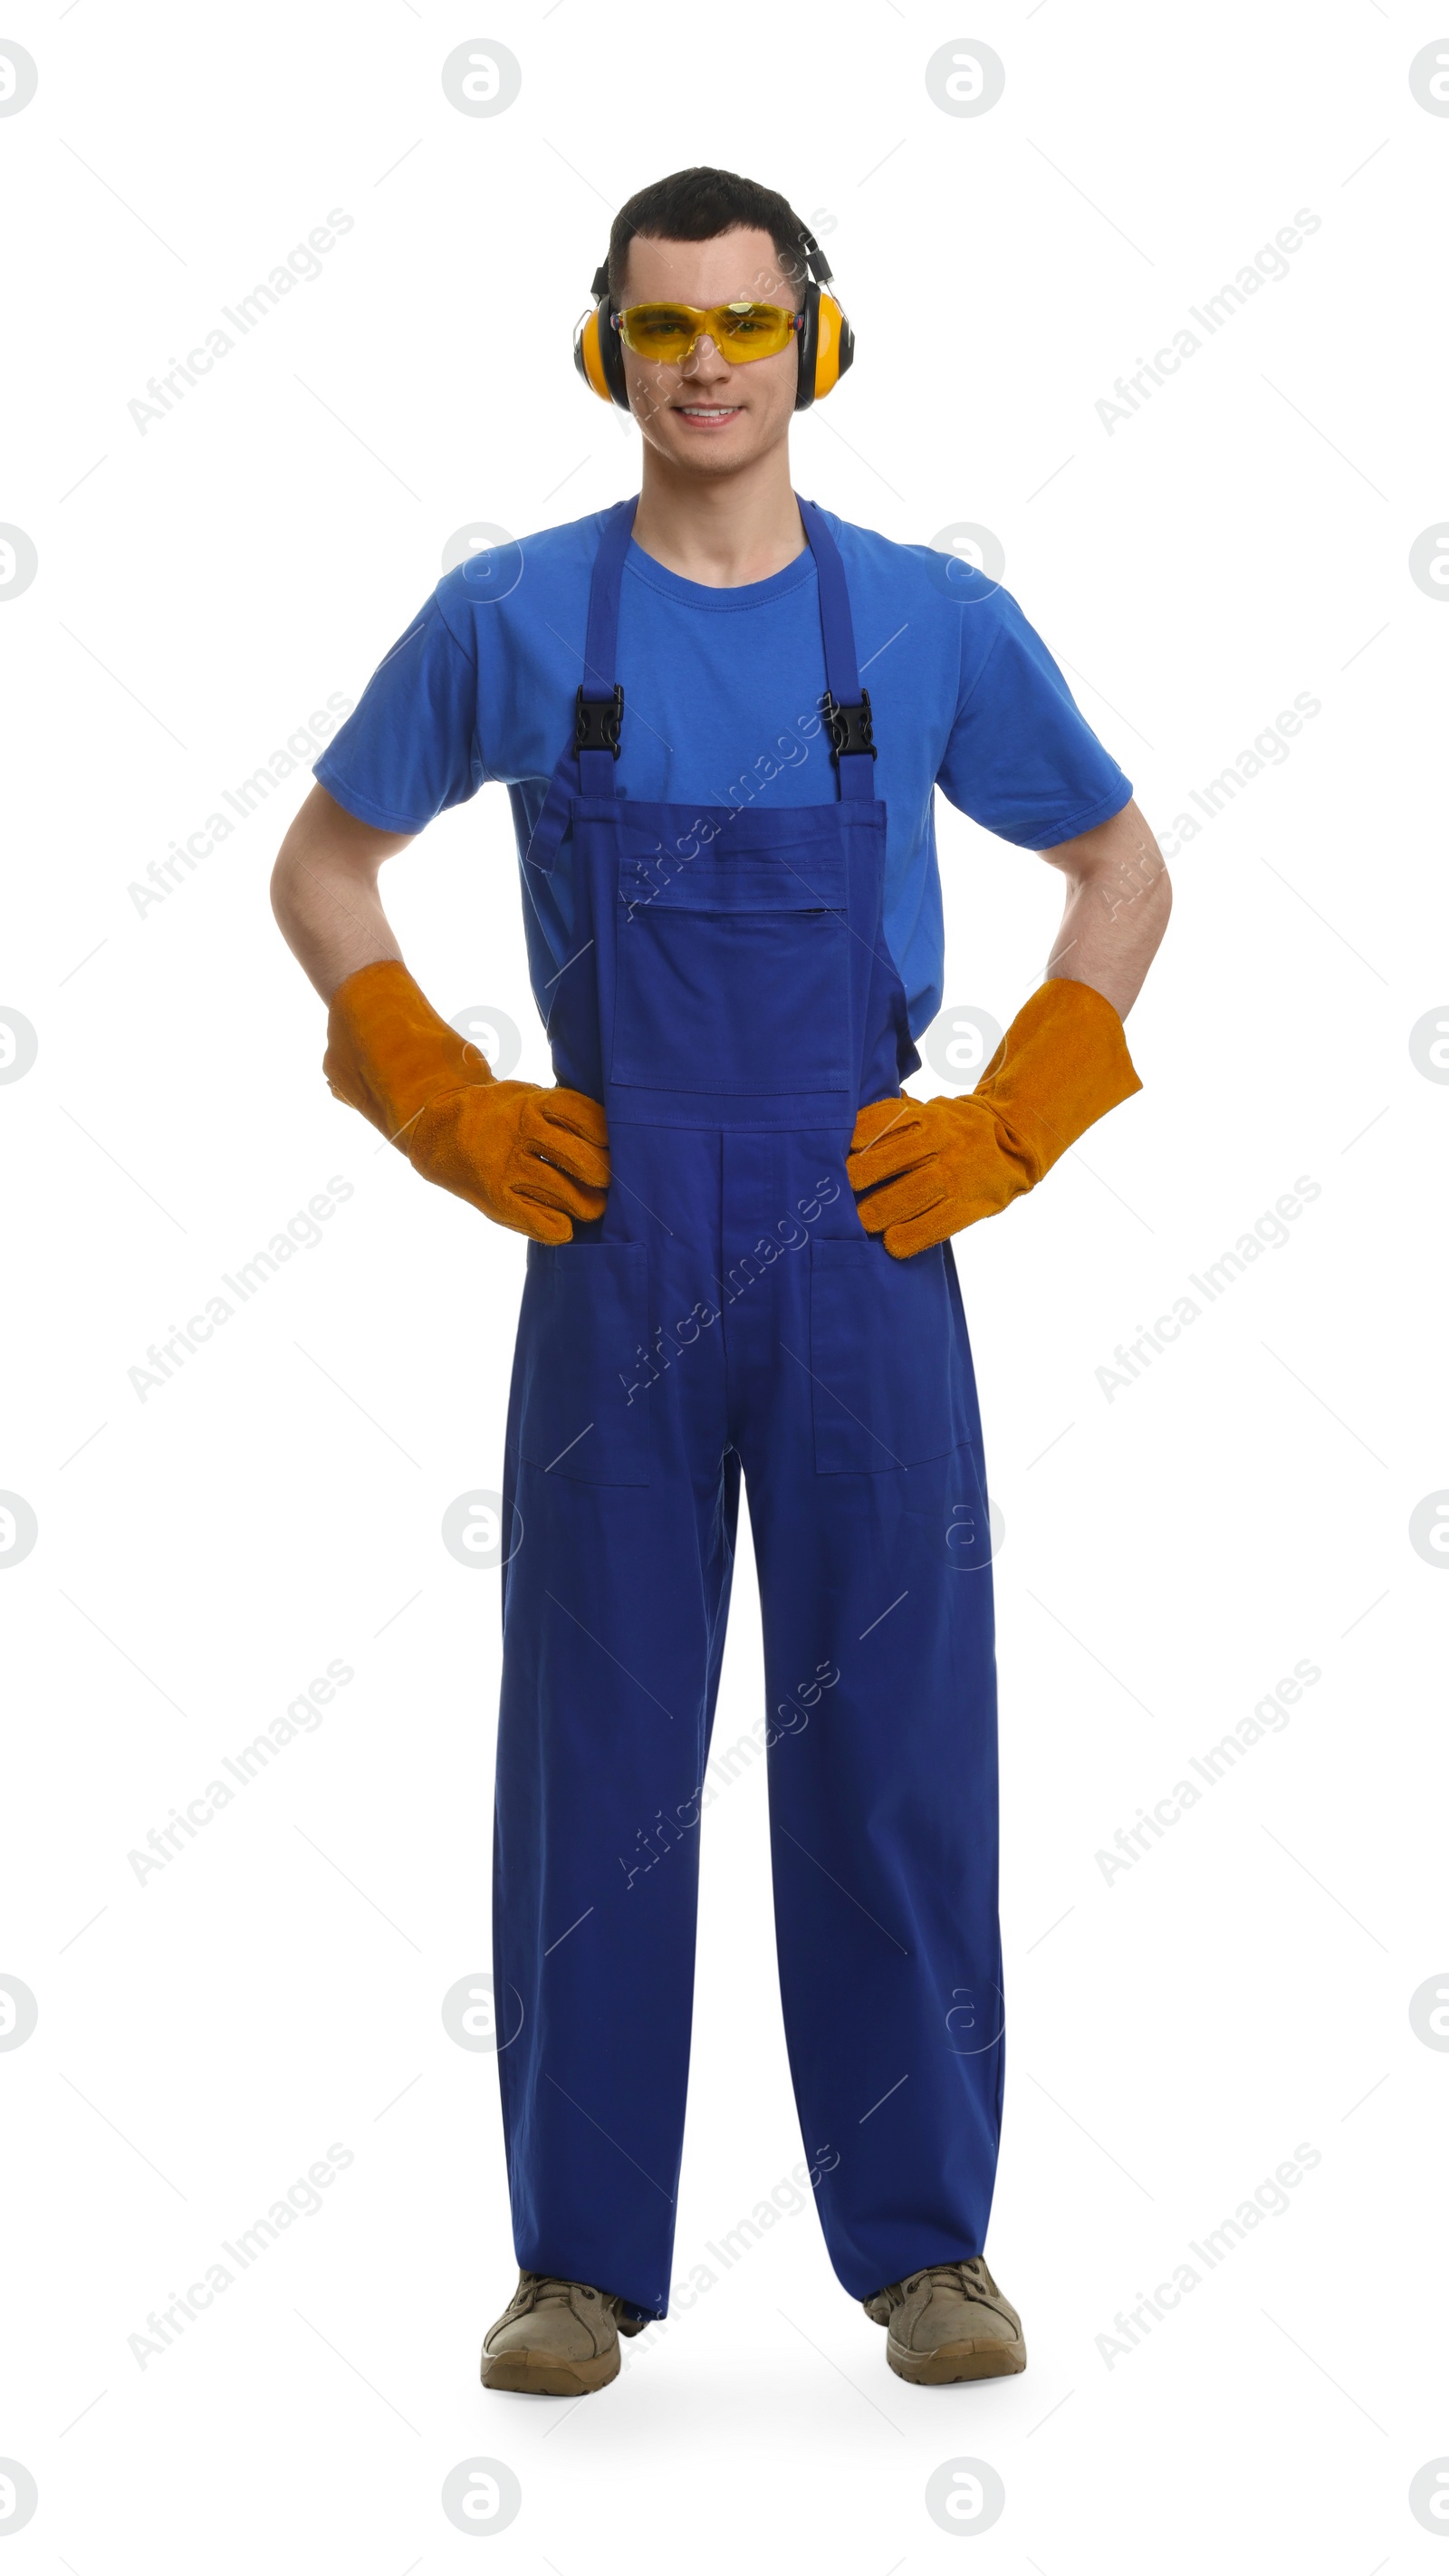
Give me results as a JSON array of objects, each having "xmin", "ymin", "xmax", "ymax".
[{"xmin": 494, "ymin": 494, "xmax": 1003, "ymax": 2319}]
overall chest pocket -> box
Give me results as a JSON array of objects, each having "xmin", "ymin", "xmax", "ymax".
[
  {"xmin": 611, "ymin": 848, "xmax": 851, "ymax": 1095},
  {"xmin": 516, "ymin": 1239, "xmax": 651, "ymax": 1487}
]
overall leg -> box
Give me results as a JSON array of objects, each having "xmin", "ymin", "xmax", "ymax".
[
  {"xmin": 727, "ymin": 1127, "xmax": 1003, "ymax": 2302},
  {"xmin": 493, "ymin": 1125, "xmax": 735, "ymax": 2321}
]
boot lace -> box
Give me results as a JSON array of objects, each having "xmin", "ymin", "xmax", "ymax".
[
  {"xmin": 513, "ymin": 2271, "xmax": 598, "ymax": 2313},
  {"xmin": 906, "ymin": 2259, "xmax": 995, "ymax": 2305}
]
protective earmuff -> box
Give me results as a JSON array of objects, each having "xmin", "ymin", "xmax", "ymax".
[{"xmin": 572, "ymin": 229, "xmax": 855, "ymax": 413}]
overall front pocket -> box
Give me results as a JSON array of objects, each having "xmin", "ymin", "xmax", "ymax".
[
  {"xmin": 516, "ymin": 1239, "xmax": 651, "ymax": 1487},
  {"xmin": 611, "ymin": 849, "xmax": 852, "ymax": 1095},
  {"xmin": 808, "ymin": 1235, "xmax": 966, "ymax": 1475}
]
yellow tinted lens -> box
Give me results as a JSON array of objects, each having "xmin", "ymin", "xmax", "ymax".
[
  {"xmin": 621, "ymin": 304, "xmax": 696, "ymax": 359},
  {"xmin": 712, "ymin": 303, "xmax": 794, "ymax": 358}
]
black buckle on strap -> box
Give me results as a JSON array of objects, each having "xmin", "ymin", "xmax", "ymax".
[
  {"xmin": 820, "ymin": 687, "xmax": 877, "ymax": 761},
  {"xmin": 575, "ymin": 684, "xmax": 624, "ymax": 758}
]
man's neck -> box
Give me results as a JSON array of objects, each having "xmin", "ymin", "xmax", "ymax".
[{"xmin": 630, "ymin": 448, "xmax": 807, "ymax": 590}]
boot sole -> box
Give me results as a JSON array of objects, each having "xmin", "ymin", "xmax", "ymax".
[
  {"xmin": 479, "ymin": 2341, "xmax": 621, "ymax": 2397},
  {"xmin": 887, "ymin": 2334, "xmax": 1027, "ymax": 2385}
]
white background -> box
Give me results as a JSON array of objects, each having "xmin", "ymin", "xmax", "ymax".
[{"xmin": 4, "ymin": 2, "xmax": 1446, "ymax": 2567}]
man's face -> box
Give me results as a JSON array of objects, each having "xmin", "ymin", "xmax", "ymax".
[{"xmin": 616, "ymin": 226, "xmax": 801, "ymax": 476}]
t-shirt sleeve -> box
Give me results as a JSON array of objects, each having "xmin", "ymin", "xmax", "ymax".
[
  {"xmin": 936, "ymin": 584, "xmax": 1133, "ymax": 851},
  {"xmin": 312, "ymin": 588, "xmax": 484, "ymax": 834}
]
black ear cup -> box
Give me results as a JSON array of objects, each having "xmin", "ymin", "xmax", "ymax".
[
  {"xmin": 794, "ymin": 278, "xmax": 822, "ymax": 412},
  {"xmin": 572, "ymin": 260, "xmax": 632, "ymax": 409},
  {"xmin": 792, "ymin": 235, "xmax": 854, "ymax": 409},
  {"xmin": 599, "ymin": 297, "xmax": 629, "ymax": 410}
]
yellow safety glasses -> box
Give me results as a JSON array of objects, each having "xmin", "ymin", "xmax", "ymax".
[{"xmin": 614, "ymin": 300, "xmax": 804, "ymax": 366}]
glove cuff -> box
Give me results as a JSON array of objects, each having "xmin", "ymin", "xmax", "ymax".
[
  {"xmin": 972, "ymin": 976, "xmax": 1142, "ymax": 1181},
  {"xmin": 323, "ymin": 959, "xmax": 493, "ymax": 1146}
]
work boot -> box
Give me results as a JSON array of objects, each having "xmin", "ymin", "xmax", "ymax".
[
  {"xmin": 479, "ymin": 2269, "xmax": 647, "ymax": 2396},
  {"xmin": 863, "ymin": 2256, "xmax": 1026, "ymax": 2384}
]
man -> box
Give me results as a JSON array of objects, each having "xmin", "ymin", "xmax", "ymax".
[{"xmin": 271, "ymin": 165, "xmax": 1169, "ymax": 2397}]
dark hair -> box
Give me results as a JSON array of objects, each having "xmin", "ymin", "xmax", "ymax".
[{"xmin": 607, "ymin": 167, "xmax": 814, "ymax": 309}]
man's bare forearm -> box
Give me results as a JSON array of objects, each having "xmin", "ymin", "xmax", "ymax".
[
  {"xmin": 270, "ymin": 783, "xmax": 414, "ymax": 1003},
  {"xmin": 1040, "ymin": 796, "xmax": 1171, "ymax": 1019}
]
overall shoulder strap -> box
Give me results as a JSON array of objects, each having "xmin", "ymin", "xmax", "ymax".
[
  {"xmin": 796, "ymin": 495, "xmax": 879, "ymax": 803},
  {"xmin": 524, "ymin": 495, "xmax": 638, "ymax": 876},
  {"xmin": 579, "ymin": 492, "xmax": 638, "ymax": 775}
]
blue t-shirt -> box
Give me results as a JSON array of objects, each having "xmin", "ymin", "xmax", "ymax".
[{"xmin": 313, "ymin": 502, "xmax": 1131, "ymax": 1038}]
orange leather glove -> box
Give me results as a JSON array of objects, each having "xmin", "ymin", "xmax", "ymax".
[
  {"xmin": 849, "ymin": 976, "xmax": 1141, "ymax": 1258},
  {"xmin": 322, "ymin": 958, "xmax": 609, "ymax": 1244}
]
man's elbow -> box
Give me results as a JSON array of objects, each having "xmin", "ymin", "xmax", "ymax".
[
  {"xmin": 269, "ymin": 825, "xmax": 307, "ymax": 939},
  {"xmin": 1090, "ymin": 801, "xmax": 1170, "ymax": 926}
]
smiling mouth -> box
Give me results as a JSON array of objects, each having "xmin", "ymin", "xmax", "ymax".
[{"xmin": 674, "ymin": 404, "xmax": 743, "ymax": 422}]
